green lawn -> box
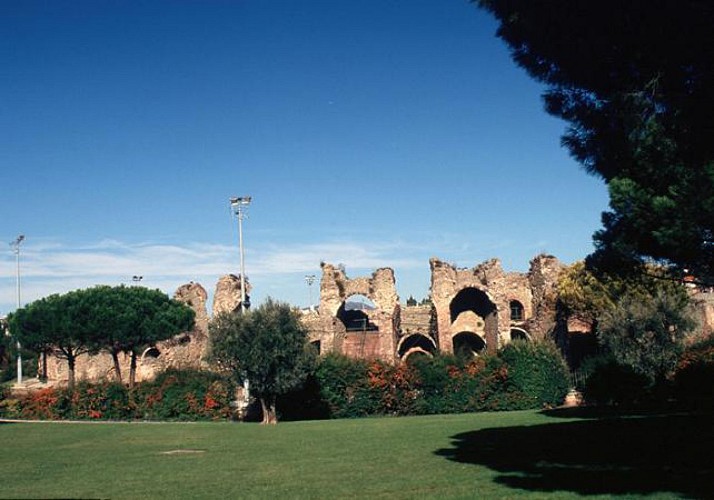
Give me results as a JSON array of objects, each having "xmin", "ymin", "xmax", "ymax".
[{"xmin": 1, "ymin": 409, "xmax": 712, "ymax": 499}]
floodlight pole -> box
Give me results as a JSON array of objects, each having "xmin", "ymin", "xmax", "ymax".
[
  {"xmin": 305, "ymin": 274, "xmax": 316, "ymax": 310},
  {"xmin": 11, "ymin": 235, "xmax": 25, "ymax": 385},
  {"xmin": 230, "ymin": 196, "xmax": 252, "ymax": 313}
]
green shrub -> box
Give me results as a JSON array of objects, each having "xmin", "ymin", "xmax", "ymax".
[
  {"xmin": 312, "ymin": 349, "xmax": 568, "ymax": 418},
  {"xmin": 277, "ymin": 374, "xmax": 330, "ymax": 421},
  {"xmin": 580, "ymin": 354, "xmax": 650, "ymax": 406},
  {"xmin": 410, "ymin": 355, "xmax": 462, "ymax": 414},
  {"xmin": 675, "ymin": 337, "xmax": 714, "ymax": 409},
  {"xmin": 365, "ymin": 359, "xmax": 421, "ymax": 416},
  {"xmin": 137, "ymin": 369, "xmax": 236, "ymax": 421},
  {"xmin": 314, "ymin": 353, "xmax": 379, "ymax": 418},
  {"xmin": 499, "ymin": 340, "xmax": 571, "ymax": 408},
  {"xmin": 68, "ymin": 381, "xmax": 136, "ymax": 420}
]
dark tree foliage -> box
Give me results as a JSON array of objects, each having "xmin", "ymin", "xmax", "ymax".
[
  {"xmin": 81, "ymin": 286, "xmax": 196, "ymax": 388},
  {"xmin": 209, "ymin": 298, "xmax": 315, "ymax": 424},
  {"xmin": 558, "ymin": 262, "xmax": 695, "ymax": 386},
  {"xmin": 8, "ymin": 286, "xmax": 194, "ymax": 390},
  {"xmin": 475, "ymin": 0, "xmax": 714, "ymax": 283},
  {"xmin": 9, "ymin": 293, "xmax": 94, "ymax": 390}
]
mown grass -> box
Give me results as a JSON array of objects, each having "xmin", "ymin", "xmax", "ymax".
[{"xmin": 1, "ymin": 409, "xmax": 711, "ymax": 499}]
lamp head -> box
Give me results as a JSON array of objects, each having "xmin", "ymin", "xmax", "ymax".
[{"xmin": 230, "ymin": 196, "xmax": 252, "ymax": 206}]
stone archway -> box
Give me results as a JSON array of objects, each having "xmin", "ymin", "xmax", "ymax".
[
  {"xmin": 510, "ymin": 327, "xmax": 530, "ymax": 341},
  {"xmin": 452, "ymin": 331, "xmax": 487, "ymax": 359},
  {"xmin": 397, "ymin": 333, "xmax": 437, "ymax": 360},
  {"xmin": 141, "ymin": 347, "xmax": 161, "ymax": 363},
  {"xmin": 448, "ymin": 287, "xmax": 498, "ymax": 352}
]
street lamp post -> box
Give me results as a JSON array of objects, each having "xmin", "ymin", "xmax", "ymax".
[
  {"xmin": 230, "ymin": 196, "xmax": 252, "ymax": 313},
  {"xmin": 10, "ymin": 235, "xmax": 24, "ymax": 385},
  {"xmin": 305, "ymin": 274, "xmax": 316, "ymax": 311}
]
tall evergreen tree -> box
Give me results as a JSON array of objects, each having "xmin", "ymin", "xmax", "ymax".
[{"xmin": 475, "ymin": 0, "xmax": 714, "ymax": 283}]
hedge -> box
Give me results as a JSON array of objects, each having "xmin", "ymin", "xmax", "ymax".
[{"xmin": 2, "ymin": 340, "xmax": 573, "ymax": 421}]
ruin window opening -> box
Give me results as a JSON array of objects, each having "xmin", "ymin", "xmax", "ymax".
[
  {"xmin": 141, "ymin": 347, "xmax": 161, "ymax": 363},
  {"xmin": 449, "ymin": 288, "xmax": 496, "ymax": 323},
  {"xmin": 337, "ymin": 294, "xmax": 379, "ymax": 332},
  {"xmin": 510, "ymin": 300, "xmax": 524, "ymax": 322},
  {"xmin": 310, "ymin": 340, "xmax": 321, "ymax": 355}
]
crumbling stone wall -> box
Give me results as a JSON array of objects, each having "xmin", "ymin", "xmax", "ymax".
[
  {"xmin": 305, "ymin": 255, "xmax": 564, "ymax": 362},
  {"xmin": 212, "ymin": 274, "xmax": 251, "ymax": 316},
  {"xmin": 399, "ymin": 304, "xmax": 434, "ymax": 339},
  {"xmin": 429, "ymin": 257, "xmax": 547, "ymax": 354},
  {"xmin": 525, "ymin": 255, "xmax": 564, "ymax": 340},
  {"xmin": 313, "ymin": 263, "xmax": 400, "ymax": 361}
]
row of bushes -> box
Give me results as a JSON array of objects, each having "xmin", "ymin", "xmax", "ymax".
[
  {"xmin": 5, "ymin": 336, "xmax": 713, "ymax": 421},
  {"xmin": 2, "ymin": 340, "xmax": 571, "ymax": 421},
  {"xmin": 1, "ymin": 369, "xmax": 236, "ymax": 421},
  {"xmin": 573, "ymin": 336, "xmax": 714, "ymax": 409},
  {"xmin": 278, "ymin": 340, "xmax": 571, "ymax": 420}
]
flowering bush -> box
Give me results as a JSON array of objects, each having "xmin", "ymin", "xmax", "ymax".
[
  {"xmin": 137, "ymin": 369, "xmax": 236, "ymax": 421},
  {"xmin": 312, "ymin": 346, "xmax": 568, "ymax": 419},
  {"xmin": 4, "ymin": 369, "xmax": 235, "ymax": 421},
  {"xmin": 314, "ymin": 353, "xmax": 377, "ymax": 418}
]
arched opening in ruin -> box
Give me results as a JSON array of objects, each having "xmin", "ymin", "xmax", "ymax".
[
  {"xmin": 310, "ymin": 340, "xmax": 321, "ymax": 355},
  {"xmin": 510, "ymin": 327, "xmax": 530, "ymax": 341},
  {"xmin": 449, "ymin": 287, "xmax": 497, "ymax": 344},
  {"xmin": 452, "ymin": 331, "xmax": 486, "ymax": 359},
  {"xmin": 397, "ymin": 333, "xmax": 437, "ymax": 360},
  {"xmin": 337, "ymin": 294, "xmax": 379, "ymax": 332},
  {"xmin": 141, "ymin": 347, "xmax": 161, "ymax": 363},
  {"xmin": 176, "ymin": 334, "xmax": 191, "ymax": 345},
  {"xmin": 403, "ymin": 348, "xmax": 432, "ymax": 364},
  {"xmin": 510, "ymin": 300, "xmax": 525, "ymax": 322}
]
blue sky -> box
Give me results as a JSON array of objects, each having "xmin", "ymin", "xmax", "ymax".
[{"xmin": 0, "ymin": 0, "xmax": 609, "ymax": 314}]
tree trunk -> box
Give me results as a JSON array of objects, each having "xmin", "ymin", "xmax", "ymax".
[
  {"xmin": 40, "ymin": 351, "xmax": 47, "ymax": 382},
  {"xmin": 129, "ymin": 351, "xmax": 137, "ymax": 389},
  {"xmin": 67, "ymin": 354, "xmax": 76, "ymax": 392},
  {"xmin": 111, "ymin": 349, "xmax": 123, "ymax": 383},
  {"xmin": 260, "ymin": 396, "xmax": 278, "ymax": 425}
]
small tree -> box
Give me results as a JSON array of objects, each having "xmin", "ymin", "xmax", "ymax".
[
  {"xmin": 598, "ymin": 289, "xmax": 694, "ymax": 386},
  {"xmin": 209, "ymin": 298, "xmax": 314, "ymax": 424}
]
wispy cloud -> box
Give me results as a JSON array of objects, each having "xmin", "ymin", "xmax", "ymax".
[
  {"xmin": 0, "ymin": 237, "xmax": 427, "ymax": 314},
  {"xmin": 0, "ymin": 234, "xmax": 558, "ymax": 315}
]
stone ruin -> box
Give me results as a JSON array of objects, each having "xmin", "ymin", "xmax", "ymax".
[
  {"xmin": 39, "ymin": 255, "xmax": 714, "ymax": 386},
  {"xmin": 303, "ymin": 255, "xmax": 567, "ymax": 363}
]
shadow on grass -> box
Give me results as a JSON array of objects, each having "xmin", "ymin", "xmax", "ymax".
[{"xmin": 435, "ymin": 411, "xmax": 714, "ymax": 498}]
